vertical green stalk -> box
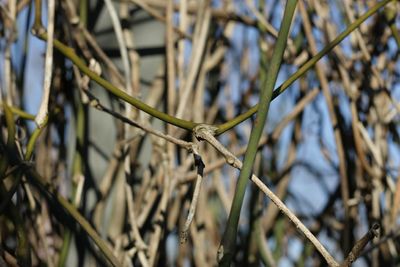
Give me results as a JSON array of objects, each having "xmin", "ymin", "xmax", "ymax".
[
  {"xmin": 80, "ymin": 0, "xmax": 88, "ymax": 27},
  {"xmin": 33, "ymin": 0, "xmax": 43, "ymax": 31},
  {"xmin": 217, "ymin": 1, "xmax": 298, "ymax": 266},
  {"xmin": 58, "ymin": 96, "xmax": 86, "ymax": 267}
]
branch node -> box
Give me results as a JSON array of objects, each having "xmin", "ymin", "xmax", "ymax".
[{"xmin": 193, "ymin": 124, "xmax": 218, "ymax": 140}]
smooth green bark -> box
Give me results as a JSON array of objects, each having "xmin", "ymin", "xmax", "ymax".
[{"xmin": 217, "ymin": 1, "xmax": 298, "ymax": 266}]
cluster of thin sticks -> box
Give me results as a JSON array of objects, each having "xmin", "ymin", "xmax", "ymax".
[{"xmin": 0, "ymin": 0, "xmax": 400, "ymax": 267}]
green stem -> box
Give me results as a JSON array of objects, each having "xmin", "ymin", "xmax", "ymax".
[
  {"xmin": 33, "ymin": 0, "xmax": 43, "ymax": 32},
  {"xmin": 215, "ymin": 0, "xmax": 393, "ymax": 135},
  {"xmin": 4, "ymin": 104, "xmax": 16, "ymax": 152},
  {"xmin": 79, "ymin": 0, "xmax": 88, "ymax": 27},
  {"xmin": 58, "ymin": 94, "xmax": 86, "ymax": 267},
  {"xmin": 58, "ymin": 230, "xmax": 72, "ymax": 267},
  {"xmin": 1, "ymin": 104, "xmax": 18, "ymax": 177},
  {"xmin": 25, "ymin": 116, "xmax": 48, "ymax": 160},
  {"xmin": 218, "ymin": 1, "xmax": 297, "ymax": 266},
  {"xmin": 8, "ymin": 105, "xmax": 35, "ymax": 120},
  {"xmin": 33, "ymin": 31, "xmax": 198, "ymax": 131}
]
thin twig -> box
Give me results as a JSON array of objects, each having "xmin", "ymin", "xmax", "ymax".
[
  {"xmin": 180, "ymin": 145, "xmax": 205, "ymax": 243},
  {"xmin": 35, "ymin": 0, "xmax": 54, "ymax": 127},
  {"xmin": 83, "ymin": 89, "xmax": 194, "ymax": 150},
  {"xmin": 340, "ymin": 223, "xmax": 380, "ymax": 267},
  {"xmin": 129, "ymin": 0, "xmax": 190, "ymax": 39},
  {"xmin": 125, "ymin": 183, "xmax": 150, "ymax": 267}
]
